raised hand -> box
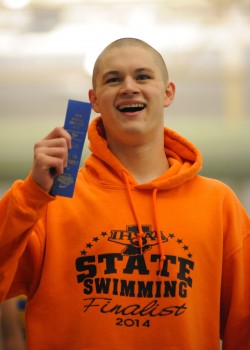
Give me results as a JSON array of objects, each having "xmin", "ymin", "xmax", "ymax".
[{"xmin": 31, "ymin": 127, "xmax": 72, "ymax": 193}]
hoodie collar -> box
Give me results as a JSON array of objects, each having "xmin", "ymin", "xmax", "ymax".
[{"xmin": 85, "ymin": 116, "xmax": 202, "ymax": 190}]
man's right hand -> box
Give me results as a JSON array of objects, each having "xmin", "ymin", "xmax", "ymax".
[{"xmin": 31, "ymin": 127, "xmax": 72, "ymax": 193}]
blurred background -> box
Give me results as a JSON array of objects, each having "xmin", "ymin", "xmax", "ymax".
[{"xmin": 0, "ymin": 0, "xmax": 249, "ymax": 213}]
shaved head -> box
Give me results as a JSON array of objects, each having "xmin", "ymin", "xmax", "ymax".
[{"xmin": 92, "ymin": 37, "xmax": 169, "ymax": 88}]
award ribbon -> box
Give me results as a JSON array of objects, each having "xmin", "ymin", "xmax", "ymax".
[{"xmin": 51, "ymin": 99, "xmax": 91, "ymax": 197}]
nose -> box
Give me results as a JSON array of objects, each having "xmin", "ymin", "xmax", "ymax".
[{"xmin": 119, "ymin": 77, "xmax": 140, "ymax": 95}]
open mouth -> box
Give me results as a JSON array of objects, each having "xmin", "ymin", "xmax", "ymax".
[{"xmin": 117, "ymin": 103, "xmax": 146, "ymax": 113}]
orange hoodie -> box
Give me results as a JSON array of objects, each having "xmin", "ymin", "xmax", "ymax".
[{"xmin": 0, "ymin": 117, "xmax": 249, "ymax": 350}]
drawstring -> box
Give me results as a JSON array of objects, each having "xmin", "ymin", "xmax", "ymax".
[
  {"xmin": 152, "ymin": 188, "xmax": 166, "ymax": 274},
  {"xmin": 122, "ymin": 171, "xmax": 144, "ymax": 255},
  {"xmin": 122, "ymin": 171, "xmax": 166, "ymax": 273}
]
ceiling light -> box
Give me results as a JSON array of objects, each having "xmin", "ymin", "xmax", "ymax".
[{"xmin": 3, "ymin": 0, "xmax": 31, "ymax": 10}]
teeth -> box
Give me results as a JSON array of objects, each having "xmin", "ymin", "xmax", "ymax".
[{"xmin": 118, "ymin": 103, "xmax": 145, "ymax": 110}]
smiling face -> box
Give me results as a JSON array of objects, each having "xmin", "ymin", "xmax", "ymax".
[{"xmin": 89, "ymin": 43, "xmax": 175, "ymax": 148}]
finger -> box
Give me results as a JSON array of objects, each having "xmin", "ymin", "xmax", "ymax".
[
  {"xmin": 43, "ymin": 126, "xmax": 72, "ymax": 149},
  {"xmin": 36, "ymin": 146, "xmax": 69, "ymax": 165},
  {"xmin": 34, "ymin": 152, "xmax": 66, "ymax": 177}
]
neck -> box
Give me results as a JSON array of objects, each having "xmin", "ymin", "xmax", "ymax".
[{"xmin": 108, "ymin": 138, "xmax": 169, "ymax": 184}]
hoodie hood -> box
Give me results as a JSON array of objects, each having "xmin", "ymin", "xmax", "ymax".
[{"xmin": 85, "ymin": 116, "xmax": 202, "ymax": 190}]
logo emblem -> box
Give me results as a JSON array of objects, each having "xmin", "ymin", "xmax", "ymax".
[{"xmin": 108, "ymin": 225, "xmax": 168, "ymax": 255}]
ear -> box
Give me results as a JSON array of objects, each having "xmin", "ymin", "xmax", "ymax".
[
  {"xmin": 88, "ymin": 89, "xmax": 100, "ymax": 113},
  {"xmin": 164, "ymin": 82, "xmax": 176, "ymax": 108}
]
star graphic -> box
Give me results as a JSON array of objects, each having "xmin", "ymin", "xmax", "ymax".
[
  {"xmin": 169, "ymin": 233, "xmax": 175, "ymax": 239},
  {"xmin": 93, "ymin": 237, "xmax": 99, "ymax": 242},
  {"xmin": 86, "ymin": 243, "xmax": 93, "ymax": 248},
  {"xmin": 187, "ymin": 253, "xmax": 193, "ymax": 259},
  {"xmin": 81, "ymin": 250, "xmax": 87, "ymax": 255},
  {"xmin": 101, "ymin": 232, "xmax": 107, "ymax": 237},
  {"xmin": 177, "ymin": 239, "xmax": 183, "ymax": 244},
  {"xmin": 183, "ymin": 245, "xmax": 189, "ymax": 251}
]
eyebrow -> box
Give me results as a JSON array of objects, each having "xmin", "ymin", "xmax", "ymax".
[
  {"xmin": 102, "ymin": 70, "xmax": 120, "ymax": 81},
  {"xmin": 101, "ymin": 67, "xmax": 154, "ymax": 81}
]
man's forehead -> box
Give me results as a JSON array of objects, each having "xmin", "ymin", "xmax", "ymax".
[{"xmin": 98, "ymin": 47, "xmax": 158, "ymax": 72}]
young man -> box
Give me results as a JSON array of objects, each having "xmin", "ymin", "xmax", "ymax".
[{"xmin": 0, "ymin": 38, "xmax": 249, "ymax": 350}]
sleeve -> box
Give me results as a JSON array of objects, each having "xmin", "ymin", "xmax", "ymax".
[
  {"xmin": 220, "ymin": 188, "xmax": 250, "ymax": 349},
  {"xmin": 0, "ymin": 174, "xmax": 54, "ymax": 301}
]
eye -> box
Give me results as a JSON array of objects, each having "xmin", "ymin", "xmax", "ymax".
[
  {"xmin": 105, "ymin": 77, "xmax": 121, "ymax": 84},
  {"xmin": 136, "ymin": 74, "xmax": 151, "ymax": 81}
]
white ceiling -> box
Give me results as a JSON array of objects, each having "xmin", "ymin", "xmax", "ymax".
[{"xmin": 0, "ymin": 0, "xmax": 250, "ymax": 182}]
